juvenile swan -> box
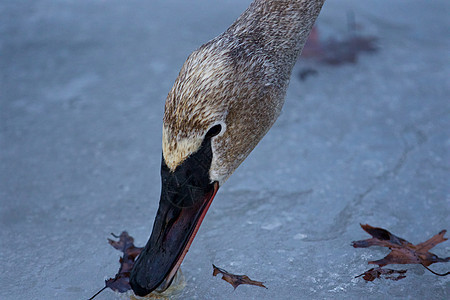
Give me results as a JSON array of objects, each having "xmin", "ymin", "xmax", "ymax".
[{"xmin": 130, "ymin": 0, "xmax": 325, "ymax": 296}]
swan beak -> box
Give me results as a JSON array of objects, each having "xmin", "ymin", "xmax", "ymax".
[{"xmin": 130, "ymin": 157, "xmax": 219, "ymax": 296}]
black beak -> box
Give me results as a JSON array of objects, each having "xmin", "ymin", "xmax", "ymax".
[{"xmin": 130, "ymin": 135, "xmax": 219, "ymax": 296}]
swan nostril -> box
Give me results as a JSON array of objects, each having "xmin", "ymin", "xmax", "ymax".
[{"xmin": 205, "ymin": 124, "xmax": 222, "ymax": 138}]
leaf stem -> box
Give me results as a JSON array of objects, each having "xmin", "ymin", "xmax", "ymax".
[
  {"xmin": 421, "ymin": 264, "xmax": 450, "ymax": 276},
  {"xmin": 88, "ymin": 286, "xmax": 107, "ymax": 300}
]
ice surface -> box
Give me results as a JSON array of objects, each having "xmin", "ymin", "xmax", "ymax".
[{"xmin": 1, "ymin": 0, "xmax": 449, "ymax": 299}]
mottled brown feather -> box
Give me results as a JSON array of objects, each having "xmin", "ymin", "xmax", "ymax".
[{"xmin": 162, "ymin": 0, "xmax": 325, "ymax": 184}]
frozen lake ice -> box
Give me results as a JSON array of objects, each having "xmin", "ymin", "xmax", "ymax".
[{"xmin": 1, "ymin": 0, "xmax": 449, "ymax": 299}]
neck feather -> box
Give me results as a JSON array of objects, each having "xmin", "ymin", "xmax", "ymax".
[{"xmin": 227, "ymin": 0, "xmax": 325, "ymax": 62}]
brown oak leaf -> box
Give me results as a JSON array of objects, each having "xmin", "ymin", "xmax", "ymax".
[
  {"xmin": 301, "ymin": 22, "xmax": 378, "ymax": 65},
  {"xmin": 89, "ymin": 232, "xmax": 143, "ymax": 300},
  {"xmin": 353, "ymin": 224, "xmax": 449, "ymax": 281},
  {"xmin": 355, "ymin": 267, "xmax": 407, "ymax": 281},
  {"xmin": 212, "ymin": 264, "xmax": 267, "ymax": 289}
]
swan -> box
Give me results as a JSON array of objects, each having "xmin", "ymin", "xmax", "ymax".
[{"xmin": 130, "ymin": 0, "xmax": 325, "ymax": 296}]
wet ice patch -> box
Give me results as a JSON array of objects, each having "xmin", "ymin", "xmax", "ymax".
[
  {"xmin": 47, "ymin": 73, "xmax": 99, "ymax": 102},
  {"xmin": 261, "ymin": 221, "xmax": 282, "ymax": 230},
  {"xmin": 293, "ymin": 233, "xmax": 308, "ymax": 240}
]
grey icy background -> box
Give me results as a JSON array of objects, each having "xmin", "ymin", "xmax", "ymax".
[{"xmin": 1, "ymin": 0, "xmax": 449, "ymax": 299}]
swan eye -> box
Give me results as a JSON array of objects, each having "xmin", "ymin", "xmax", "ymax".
[{"xmin": 205, "ymin": 124, "xmax": 222, "ymax": 138}]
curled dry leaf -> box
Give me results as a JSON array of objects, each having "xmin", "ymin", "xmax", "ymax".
[
  {"xmin": 355, "ymin": 267, "xmax": 407, "ymax": 282},
  {"xmin": 353, "ymin": 224, "xmax": 449, "ymax": 281},
  {"xmin": 89, "ymin": 231, "xmax": 143, "ymax": 300},
  {"xmin": 301, "ymin": 25, "xmax": 378, "ymax": 66},
  {"xmin": 212, "ymin": 264, "xmax": 267, "ymax": 289},
  {"xmin": 105, "ymin": 231, "xmax": 143, "ymax": 292},
  {"xmin": 298, "ymin": 26, "xmax": 378, "ymax": 81}
]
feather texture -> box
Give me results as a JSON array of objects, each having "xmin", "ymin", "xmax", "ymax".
[{"xmin": 162, "ymin": 0, "xmax": 325, "ymax": 184}]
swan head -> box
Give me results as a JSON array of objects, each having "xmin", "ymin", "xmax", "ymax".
[
  {"xmin": 129, "ymin": 0, "xmax": 324, "ymax": 295},
  {"xmin": 130, "ymin": 39, "xmax": 284, "ymax": 296}
]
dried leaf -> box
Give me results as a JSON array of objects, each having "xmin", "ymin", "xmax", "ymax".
[
  {"xmin": 300, "ymin": 21, "xmax": 378, "ymax": 67},
  {"xmin": 355, "ymin": 267, "xmax": 407, "ymax": 281},
  {"xmin": 89, "ymin": 232, "xmax": 143, "ymax": 299},
  {"xmin": 212, "ymin": 264, "xmax": 267, "ymax": 289},
  {"xmin": 353, "ymin": 224, "xmax": 449, "ymax": 281}
]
